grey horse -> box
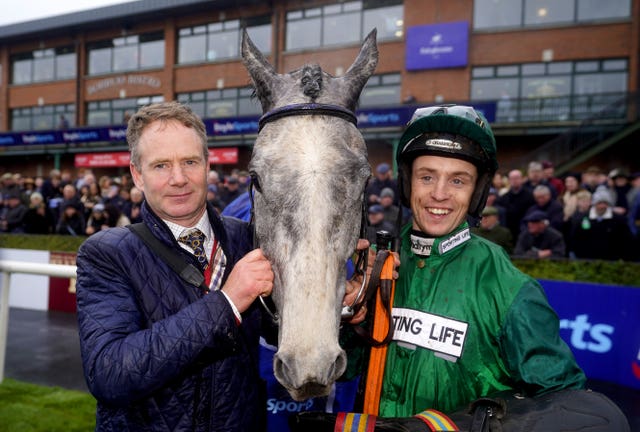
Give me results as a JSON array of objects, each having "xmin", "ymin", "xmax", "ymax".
[{"xmin": 241, "ymin": 29, "xmax": 378, "ymax": 401}]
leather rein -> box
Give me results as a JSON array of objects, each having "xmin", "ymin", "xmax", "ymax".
[{"xmin": 250, "ymin": 102, "xmax": 394, "ymax": 346}]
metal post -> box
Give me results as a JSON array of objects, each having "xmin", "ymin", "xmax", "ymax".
[{"xmin": 0, "ymin": 272, "xmax": 11, "ymax": 384}]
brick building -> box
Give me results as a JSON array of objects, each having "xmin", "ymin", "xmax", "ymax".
[{"xmin": 0, "ymin": 0, "xmax": 638, "ymax": 179}]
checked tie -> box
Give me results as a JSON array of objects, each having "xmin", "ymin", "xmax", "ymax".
[{"xmin": 178, "ymin": 229, "xmax": 208, "ymax": 271}]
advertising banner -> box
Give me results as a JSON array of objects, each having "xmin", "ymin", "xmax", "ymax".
[
  {"xmin": 405, "ymin": 21, "xmax": 469, "ymax": 71},
  {"xmin": 541, "ymin": 280, "xmax": 640, "ymax": 390}
]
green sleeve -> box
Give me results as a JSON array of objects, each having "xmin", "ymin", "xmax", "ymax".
[{"xmin": 498, "ymin": 280, "xmax": 586, "ymax": 396}]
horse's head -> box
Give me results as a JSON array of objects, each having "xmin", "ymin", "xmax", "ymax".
[{"xmin": 242, "ymin": 29, "xmax": 378, "ymax": 400}]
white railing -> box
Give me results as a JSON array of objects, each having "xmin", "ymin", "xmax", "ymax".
[{"xmin": 0, "ymin": 260, "xmax": 77, "ymax": 383}]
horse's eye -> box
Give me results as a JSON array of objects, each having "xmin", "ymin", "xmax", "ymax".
[{"xmin": 250, "ymin": 171, "xmax": 262, "ymax": 193}]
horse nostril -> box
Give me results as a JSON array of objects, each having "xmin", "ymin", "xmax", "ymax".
[
  {"xmin": 273, "ymin": 353, "xmax": 294, "ymax": 387},
  {"xmin": 328, "ymin": 350, "xmax": 347, "ymax": 382}
]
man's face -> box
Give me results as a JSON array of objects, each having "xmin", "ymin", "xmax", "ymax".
[
  {"xmin": 130, "ymin": 120, "xmax": 208, "ymax": 227},
  {"xmin": 527, "ymin": 220, "xmax": 546, "ymax": 235},
  {"xmin": 410, "ymin": 155, "xmax": 476, "ymax": 237},
  {"xmin": 534, "ymin": 191, "xmax": 550, "ymax": 207},
  {"xmin": 368, "ymin": 211, "xmax": 384, "ymax": 225},
  {"xmin": 508, "ymin": 170, "xmax": 523, "ymax": 189},
  {"xmin": 528, "ymin": 168, "xmax": 543, "ymax": 183},
  {"xmin": 594, "ymin": 201, "xmax": 609, "ymax": 216},
  {"xmin": 480, "ymin": 214, "xmax": 498, "ymax": 230},
  {"xmin": 380, "ymin": 195, "xmax": 393, "ymax": 208}
]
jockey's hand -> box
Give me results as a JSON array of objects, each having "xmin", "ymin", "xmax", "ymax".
[{"xmin": 343, "ymin": 240, "xmax": 400, "ymax": 324}]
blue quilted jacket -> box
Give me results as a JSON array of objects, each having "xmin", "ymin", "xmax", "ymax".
[{"xmin": 76, "ymin": 202, "xmax": 266, "ymax": 431}]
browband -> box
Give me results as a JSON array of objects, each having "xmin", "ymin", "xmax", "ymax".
[{"xmin": 258, "ymin": 103, "xmax": 358, "ymax": 132}]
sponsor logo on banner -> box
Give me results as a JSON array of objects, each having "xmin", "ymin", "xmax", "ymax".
[
  {"xmin": 392, "ymin": 307, "xmax": 468, "ymax": 361},
  {"xmin": 266, "ymin": 398, "xmax": 314, "ymax": 414},
  {"xmin": 559, "ymin": 314, "xmax": 614, "ymax": 354}
]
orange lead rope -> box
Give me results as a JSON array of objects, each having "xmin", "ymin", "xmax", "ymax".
[{"xmin": 362, "ymin": 249, "xmax": 396, "ymax": 415}]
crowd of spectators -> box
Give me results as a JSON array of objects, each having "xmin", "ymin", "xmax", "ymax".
[
  {"xmin": 365, "ymin": 161, "xmax": 640, "ymax": 262},
  {"xmin": 0, "ymin": 167, "xmax": 251, "ymax": 238},
  {"xmin": 2, "ymin": 161, "xmax": 639, "ymax": 262}
]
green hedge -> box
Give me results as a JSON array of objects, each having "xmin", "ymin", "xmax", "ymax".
[{"xmin": 1, "ymin": 234, "xmax": 639, "ymax": 287}]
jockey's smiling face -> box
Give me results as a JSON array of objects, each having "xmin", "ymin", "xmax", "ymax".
[
  {"xmin": 130, "ymin": 119, "xmax": 208, "ymax": 227},
  {"xmin": 410, "ymin": 155, "xmax": 477, "ymax": 238}
]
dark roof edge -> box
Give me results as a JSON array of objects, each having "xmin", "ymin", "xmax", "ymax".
[{"xmin": 0, "ymin": 0, "xmax": 239, "ymax": 41}]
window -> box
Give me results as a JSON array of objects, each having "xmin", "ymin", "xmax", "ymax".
[
  {"xmin": 86, "ymin": 96, "xmax": 163, "ymax": 126},
  {"xmin": 578, "ymin": 0, "xmax": 630, "ymax": 20},
  {"xmin": 11, "ymin": 104, "xmax": 76, "ymax": 131},
  {"xmin": 87, "ymin": 32, "xmax": 164, "ymax": 76},
  {"xmin": 470, "ymin": 59, "xmax": 628, "ymax": 122},
  {"xmin": 286, "ymin": 0, "xmax": 402, "ymax": 51},
  {"xmin": 359, "ymin": 73, "xmax": 401, "ymax": 107},
  {"xmin": 178, "ymin": 16, "xmax": 271, "ymax": 65},
  {"xmin": 177, "ymin": 87, "xmax": 261, "ymax": 119},
  {"xmin": 524, "ymin": 0, "xmax": 574, "ymax": 26},
  {"xmin": 10, "ymin": 46, "xmax": 77, "ymax": 84},
  {"xmin": 474, "ymin": 0, "xmax": 630, "ymax": 30},
  {"xmin": 474, "ymin": 0, "xmax": 522, "ymax": 29}
]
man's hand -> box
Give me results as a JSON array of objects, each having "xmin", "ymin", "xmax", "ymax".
[{"xmin": 222, "ymin": 248, "xmax": 274, "ymax": 313}]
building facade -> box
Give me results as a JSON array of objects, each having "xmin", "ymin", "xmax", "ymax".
[{"xmin": 0, "ymin": 0, "xmax": 638, "ymax": 179}]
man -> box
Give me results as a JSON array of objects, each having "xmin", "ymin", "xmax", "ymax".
[
  {"xmin": 496, "ymin": 168, "xmax": 535, "ymax": 241},
  {"xmin": 471, "ymin": 205, "xmax": 513, "ymax": 254},
  {"xmin": 542, "ymin": 160, "xmax": 564, "ymax": 196},
  {"xmin": 378, "ymin": 187, "xmax": 400, "ymax": 225},
  {"xmin": 366, "ymin": 162, "xmax": 399, "ymax": 206},
  {"xmin": 366, "ymin": 204, "xmax": 396, "ymax": 243},
  {"xmin": 513, "ymin": 210, "xmax": 566, "ymax": 259},
  {"xmin": 523, "ymin": 184, "xmax": 564, "ymax": 232},
  {"xmin": 375, "ymin": 104, "xmax": 585, "ymax": 417},
  {"xmin": 76, "ymin": 102, "xmax": 275, "ymax": 431},
  {"xmin": 523, "ymin": 161, "xmax": 558, "ymax": 199}
]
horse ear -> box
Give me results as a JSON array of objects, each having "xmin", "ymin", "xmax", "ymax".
[
  {"xmin": 241, "ymin": 29, "xmax": 280, "ymax": 112},
  {"xmin": 340, "ymin": 28, "xmax": 379, "ymax": 110}
]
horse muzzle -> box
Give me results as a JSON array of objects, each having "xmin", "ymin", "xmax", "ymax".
[{"xmin": 273, "ymin": 347, "xmax": 347, "ymax": 401}]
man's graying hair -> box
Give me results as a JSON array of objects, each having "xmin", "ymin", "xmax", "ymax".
[{"xmin": 127, "ymin": 101, "xmax": 208, "ymax": 170}]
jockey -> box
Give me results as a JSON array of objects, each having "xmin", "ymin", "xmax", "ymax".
[{"xmin": 291, "ymin": 104, "xmax": 629, "ymax": 431}]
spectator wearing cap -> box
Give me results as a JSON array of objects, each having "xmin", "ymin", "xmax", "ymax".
[
  {"xmin": 366, "ymin": 204, "xmax": 396, "ymax": 244},
  {"xmin": 1, "ymin": 192, "xmax": 28, "ymax": 233},
  {"xmin": 542, "ymin": 160, "xmax": 564, "ymax": 197},
  {"xmin": 471, "ymin": 206, "xmax": 513, "ymax": 254},
  {"xmin": 607, "ymin": 169, "xmax": 631, "ymax": 215},
  {"xmin": 580, "ymin": 166, "xmax": 606, "ymax": 193},
  {"xmin": 496, "ymin": 169, "xmax": 535, "ymax": 241},
  {"xmin": 220, "ymin": 176, "xmax": 242, "ymax": 208},
  {"xmin": 513, "ymin": 210, "xmax": 566, "ymax": 259},
  {"xmin": 567, "ymin": 188, "xmax": 632, "ymax": 261},
  {"xmin": 365, "ymin": 162, "xmax": 399, "ymax": 206},
  {"xmin": 85, "ymin": 203, "xmax": 108, "ymax": 236},
  {"xmin": 522, "ymin": 185, "xmax": 564, "ymax": 233},
  {"xmin": 379, "ymin": 187, "xmax": 400, "ymax": 226}
]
